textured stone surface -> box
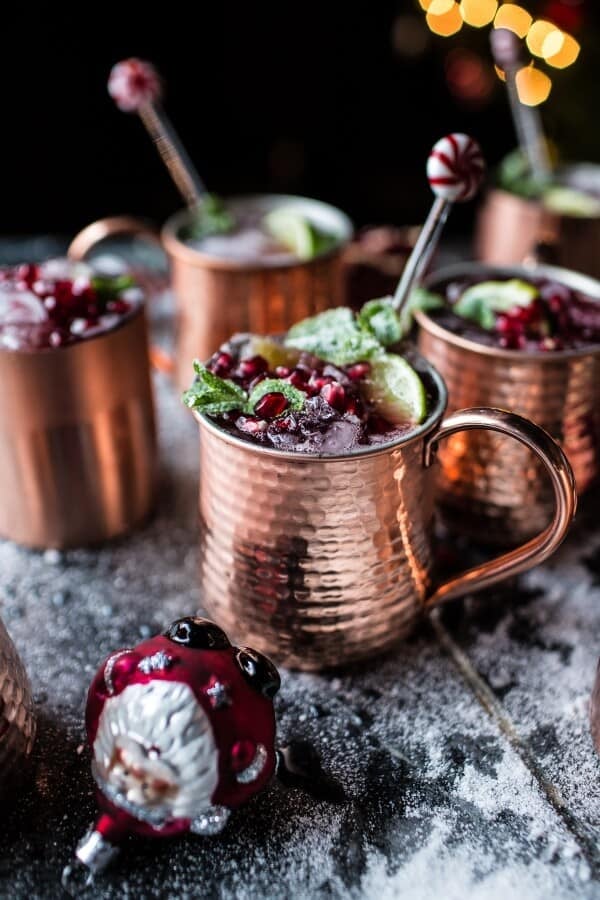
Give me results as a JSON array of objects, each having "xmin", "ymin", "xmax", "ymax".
[{"xmin": 0, "ymin": 241, "xmax": 599, "ymax": 898}]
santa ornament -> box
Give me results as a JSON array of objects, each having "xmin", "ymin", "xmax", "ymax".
[{"xmin": 70, "ymin": 617, "xmax": 341, "ymax": 877}]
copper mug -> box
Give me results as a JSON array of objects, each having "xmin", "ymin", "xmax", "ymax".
[
  {"xmin": 417, "ymin": 261, "xmax": 600, "ymax": 545},
  {"xmin": 0, "ymin": 308, "xmax": 157, "ymax": 549},
  {"xmin": 476, "ymin": 164, "xmax": 600, "ymax": 279},
  {"xmin": 69, "ymin": 195, "xmax": 353, "ymax": 390},
  {"xmin": 192, "ymin": 355, "xmax": 575, "ymax": 670},
  {"xmin": 0, "ymin": 617, "xmax": 35, "ymax": 789}
]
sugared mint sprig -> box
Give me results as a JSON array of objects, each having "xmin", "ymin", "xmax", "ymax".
[{"xmin": 182, "ymin": 362, "xmax": 305, "ymax": 417}]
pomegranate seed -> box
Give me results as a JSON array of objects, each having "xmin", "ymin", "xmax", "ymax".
[
  {"xmin": 106, "ymin": 299, "xmax": 130, "ymax": 315},
  {"xmin": 248, "ymin": 373, "xmax": 267, "ymax": 391},
  {"xmin": 309, "ymin": 374, "xmax": 333, "ymax": 392},
  {"xmin": 346, "ymin": 362, "xmax": 371, "ymax": 380},
  {"xmin": 208, "ymin": 351, "xmax": 233, "ymax": 376},
  {"xmin": 15, "ymin": 264, "xmax": 39, "ymax": 285},
  {"xmin": 345, "ymin": 398, "xmax": 362, "ymax": 417},
  {"xmin": 286, "ymin": 368, "xmax": 309, "ymax": 389},
  {"xmin": 254, "ymin": 392, "xmax": 289, "ymax": 418},
  {"xmin": 275, "ymin": 366, "xmax": 291, "ymax": 378},
  {"xmin": 321, "ymin": 382, "xmax": 345, "ymax": 411},
  {"xmin": 238, "ymin": 355, "xmax": 268, "ymax": 379}
]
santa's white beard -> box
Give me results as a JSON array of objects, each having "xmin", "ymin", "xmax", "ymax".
[{"xmin": 93, "ymin": 680, "xmax": 219, "ymax": 821}]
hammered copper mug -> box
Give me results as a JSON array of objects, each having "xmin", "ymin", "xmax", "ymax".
[
  {"xmin": 192, "ymin": 355, "xmax": 575, "ymax": 670},
  {"xmin": 417, "ymin": 261, "xmax": 600, "ymax": 545},
  {"xmin": 68, "ymin": 195, "xmax": 353, "ymax": 390},
  {"xmin": 476, "ymin": 164, "xmax": 600, "ymax": 279},
  {"xmin": 0, "ymin": 616, "xmax": 35, "ymax": 790},
  {"xmin": 0, "ymin": 307, "xmax": 157, "ymax": 549}
]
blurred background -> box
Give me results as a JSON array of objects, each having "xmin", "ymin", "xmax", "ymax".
[{"xmin": 2, "ymin": 0, "xmax": 598, "ymax": 236}]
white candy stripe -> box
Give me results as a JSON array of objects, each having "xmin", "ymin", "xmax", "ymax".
[{"xmin": 427, "ymin": 133, "xmax": 485, "ymax": 202}]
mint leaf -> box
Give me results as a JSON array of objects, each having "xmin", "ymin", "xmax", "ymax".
[
  {"xmin": 357, "ymin": 297, "xmax": 402, "ymax": 346},
  {"xmin": 454, "ymin": 280, "xmax": 538, "ymax": 330},
  {"xmin": 187, "ymin": 194, "xmax": 235, "ymax": 241},
  {"xmin": 285, "ymin": 307, "xmax": 381, "ymax": 365},
  {"xmin": 91, "ymin": 274, "xmax": 136, "ymax": 297},
  {"xmin": 247, "ymin": 378, "xmax": 306, "ymax": 414},
  {"xmin": 182, "ymin": 362, "xmax": 247, "ymax": 415}
]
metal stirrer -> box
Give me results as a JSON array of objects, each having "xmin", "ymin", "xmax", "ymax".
[
  {"xmin": 393, "ymin": 133, "xmax": 486, "ymax": 315},
  {"xmin": 108, "ymin": 58, "xmax": 206, "ymax": 209},
  {"xmin": 490, "ymin": 29, "xmax": 552, "ymax": 182}
]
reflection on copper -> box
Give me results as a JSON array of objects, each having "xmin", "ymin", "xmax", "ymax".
[
  {"xmin": 0, "ymin": 310, "xmax": 157, "ymax": 549},
  {"xmin": 192, "ymin": 361, "xmax": 574, "ymax": 670},
  {"xmin": 417, "ymin": 261, "xmax": 598, "ymax": 545}
]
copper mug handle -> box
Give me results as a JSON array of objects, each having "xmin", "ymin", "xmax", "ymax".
[
  {"xmin": 68, "ymin": 217, "xmax": 174, "ymax": 375},
  {"xmin": 424, "ymin": 407, "xmax": 576, "ymax": 607}
]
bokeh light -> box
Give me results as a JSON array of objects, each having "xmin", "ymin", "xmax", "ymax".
[
  {"xmin": 445, "ymin": 48, "xmax": 495, "ymax": 103},
  {"xmin": 459, "ymin": 0, "xmax": 498, "ymax": 27},
  {"xmin": 526, "ymin": 19, "xmax": 561, "ymax": 57},
  {"xmin": 428, "ymin": 0, "xmax": 455, "ymax": 14},
  {"xmin": 426, "ymin": 2, "xmax": 463, "ymax": 36},
  {"xmin": 543, "ymin": 31, "xmax": 580, "ymax": 68},
  {"xmin": 493, "ymin": 4, "xmax": 532, "ymax": 38},
  {"xmin": 515, "ymin": 65, "xmax": 552, "ymax": 105}
]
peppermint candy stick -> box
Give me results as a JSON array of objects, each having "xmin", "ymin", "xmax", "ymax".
[
  {"xmin": 108, "ymin": 58, "xmax": 206, "ymax": 209},
  {"xmin": 490, "ymin": 30, "xmax": 551, "ymax": 182},
  {"xmin": 393, "ymin": 134, "xmax": 485, "ymax": 314}
]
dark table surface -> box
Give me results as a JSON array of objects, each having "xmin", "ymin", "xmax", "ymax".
[{"xmin": 1, "ymin": 238, "xmax": 599, "ymax": 899}]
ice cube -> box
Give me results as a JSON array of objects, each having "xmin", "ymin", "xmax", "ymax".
[
  {"xmin": 0, "ymin": 289, "xmax": 48, "ymax": 325},
  {"xmin": 319, "ymin": 418, "xmax": 361, "ymax": 454},
  {"xmin": 39, "ymin": 258, "xmax": 92, "ymax": 281}
]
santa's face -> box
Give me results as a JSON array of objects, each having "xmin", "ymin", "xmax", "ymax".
[{"xmin": 93, "ymin": 680, "xmax": 219, "ymax": 822}]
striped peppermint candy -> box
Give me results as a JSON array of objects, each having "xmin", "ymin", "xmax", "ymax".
[
  {"xmin": 427, "ymin": 133, "xmax": 485, "ymax": 202},
  {"xmin": 108, "ymin": 58, "xmax": 162, "ymax": 112}
]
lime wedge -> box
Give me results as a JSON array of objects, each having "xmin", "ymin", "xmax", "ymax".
[
  {"xmin": 263, "ymin": 208, "xmax": 319, "ymax": 259},
  {"xmin": 244, "ymin": 335, "xmax": 301, "ymax": 370},
  {"xmin": 543, "ymin": 187, "xmax": 600, "ymax": 218},
  {"xmin": 455, "ymin": 279, "xmax": 538, "ymax": 330},
  {"xmin": 364, "ymin": 354, "xmax": 427, "ymax": 425}
]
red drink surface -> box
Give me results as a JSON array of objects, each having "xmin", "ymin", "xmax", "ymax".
[{"xmin": 0, "ymin": 260, "xmax": 142, "ymax": 351}]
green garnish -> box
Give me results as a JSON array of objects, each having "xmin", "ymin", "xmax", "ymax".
[
  {"xmin": 183, "ymin": 365, "xmax": 307, "ymax": 417},
  {"xmin": 365, "ymin": 353, "xmax": 427, "ymax": 425},
  {"xmin": 285, "ymin": 306, "xmax": 386, "ymax": 365},
  {"xmin": 543, "ymin": 187, "xmax": 600, "ymax": 218},
  {"xmin": 357, "ymin": 297, "xmax": 403, "ymax": 346},
  {"xmin": 263, "ymin": 207, "xmax": 336, "ymax": 260},
  {"xmin": 247, "ymin": 378, "xmax": 305, "ymax": 413},
  {"xmin": 90, "ymin": 274, "xmax": 136, "ymax": 297},
  {"xmin": 496, "ymin": 149, "xmax": 549, "ymax": 200},
  {"xmin": 182, "ymin": 361, "xmax": 248, "ymax": 415},
  {"xmin": 454, "ymin": 279, "xmax": 539, "ymax": 330},
  {"xmin": 187, "ymin": 194, "xmax": 235, "ymax": 241}
]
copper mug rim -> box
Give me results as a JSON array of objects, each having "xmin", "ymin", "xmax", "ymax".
[
  {"xmin": 416, "ymin": 260, "xmax": 600, "ymax": 362},
  {"xmin": 193, "ymin": 348, "xmax": 448, "ymax": 462},
  {"xmin": 161, "ymin": 193, "xmax": 354, "ymax": 273}
]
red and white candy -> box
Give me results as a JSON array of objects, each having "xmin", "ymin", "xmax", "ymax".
[
  {"xmin": 426, "ymin": 133, "xmax": 485, "ymax": 202},
  {"xmin": 108, "ymin": 58, "xmax": 162, "ymax": 113}
]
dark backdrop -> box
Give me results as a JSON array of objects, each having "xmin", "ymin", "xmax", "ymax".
[{"xmin": 2, "ymin": 0, "xmax": 599, "ymax": 236}]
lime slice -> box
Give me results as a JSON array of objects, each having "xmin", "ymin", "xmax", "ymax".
[
  {"xmin": 364, "ymin": 354, "xmax": 427, "ymax": 425},
  {"xmin": 263, "ymin": 208, "xmax": 319, "ymax": 259},
  {"xmin": 244, "ymin": 335, "xmax": 301, "ymax": 370},
  {"xmin": 543, "ymin": 187, "xmax": 600, "ymax": 218},
  {"xmin": 454, "ymin": 279, "xmax": 538, "ymax": 330}
]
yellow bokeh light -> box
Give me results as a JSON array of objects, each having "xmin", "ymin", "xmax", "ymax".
[
  {"xmin": 515, "ymin": 65, "xmax": 552, "ymax": 106},
  {"xmin": 428, "ymin": 0, "xmax": 455, "ymax": 13},
  {"xmin": 459, "ymin": 0, "xmax": 498, "ymax": 27},
  {"xmin": 493, "ymin": 4, "xmax": 532, "ymax": 38},
  {"xmin": 494, "ymin": 64, "xmax": 506, "ymax": 82},
  {"xmin": 526, "ymin": 19, "xmax": 560, "ymax": 57},
  {"xmin": 426, "ymin": 2, "xmax": 463, "ymax": 35},
  {"xmin": 418, "ymin": 0, "xmax": 433, "ymax": 9},
  {"xmin": 544, "ymin": 32, "xmax": 580, "ymax": 69}
]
